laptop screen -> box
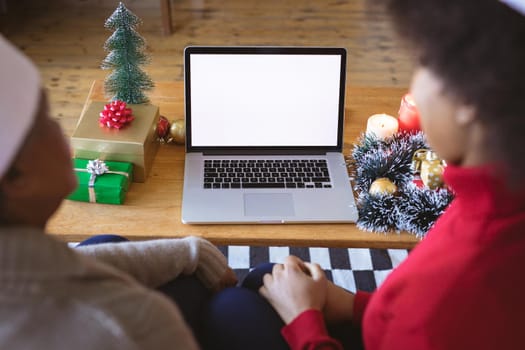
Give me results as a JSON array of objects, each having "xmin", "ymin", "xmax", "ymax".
[{"xmin": 185, "ymin": 47, "xmax": 346, "ymax": 153}]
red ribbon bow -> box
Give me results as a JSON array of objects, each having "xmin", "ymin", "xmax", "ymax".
[{"xmin": 99, "ymin": 100, "xmax": 134, "ymax": 129}]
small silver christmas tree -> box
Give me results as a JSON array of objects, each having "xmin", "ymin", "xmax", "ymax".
[{"xmin": 101, "ymin": 2, "xmax": 154, "ymax": 104}]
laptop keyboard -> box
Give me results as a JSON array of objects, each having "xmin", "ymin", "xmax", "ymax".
[{"xmin": 203, "ymin": 159, "xmax": 332, "ymax": 189}]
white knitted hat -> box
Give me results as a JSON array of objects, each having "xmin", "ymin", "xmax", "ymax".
[
  {"xmin": 500, "ymin": 0, "xmax": 525, "ymax": 15},
  {"xmin": 0, "ymin": 35, "xmax": 41, "ymax": 179}
]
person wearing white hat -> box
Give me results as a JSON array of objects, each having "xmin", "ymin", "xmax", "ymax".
[{"xmin": 0, "ymin": 35, "xmax": 236, "ymax": 349}]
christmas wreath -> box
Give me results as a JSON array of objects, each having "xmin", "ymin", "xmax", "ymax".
[{"xmin": 347, "ymin": 132, "xmax": 454, "ymax": 237}]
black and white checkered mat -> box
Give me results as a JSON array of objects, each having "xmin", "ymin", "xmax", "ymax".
[
  {"xmin": 218, "ymin": 246, "xmax": 409, "ymax": 293},
  {"xmin": 71, "ymin": 242, "xmax": 408, "ymax": 293}
]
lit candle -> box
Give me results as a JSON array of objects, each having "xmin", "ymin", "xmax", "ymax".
[
  {"xmin": 398, "ymin": 93, "xmax": 421, "ymax": 133},
  {"xmin": 366, "ymin": 113, "xmax": 399, "ymax": 140}
]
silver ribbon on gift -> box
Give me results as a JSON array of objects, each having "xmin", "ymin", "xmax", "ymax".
[{"xmin": 74, "ymin": 159, "xmax": 130, "ymax": 203}]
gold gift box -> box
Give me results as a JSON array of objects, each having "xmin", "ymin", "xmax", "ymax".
[{"xmin": 71, "ymin": 101, "xmax": 159, "ymax": 182}]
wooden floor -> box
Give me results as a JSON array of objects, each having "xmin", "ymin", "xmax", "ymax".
[{"xmin": 1, "ymin": 0, "xmax": 414, "ymax": 136}]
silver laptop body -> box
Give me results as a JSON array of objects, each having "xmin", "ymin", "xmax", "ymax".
[{"xmin": 181, "ymin": 46, "xmax": 358, "ymax": 224}]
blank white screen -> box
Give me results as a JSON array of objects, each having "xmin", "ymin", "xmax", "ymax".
[{"xmin": 189, "ymin": 54, "xmax": 342, "ymax": 147}]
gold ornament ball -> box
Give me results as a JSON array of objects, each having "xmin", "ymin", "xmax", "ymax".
[
  {"xmin": 169, "ymin": 119, "xmax": 186, "ymax": 144},
  {"xmin": 369, "ymin": 177, "xmax": 397, "ymax": 196},
  {"xmin": 421, "ymin": 160, "xmax": 444, "ymax": 190}
]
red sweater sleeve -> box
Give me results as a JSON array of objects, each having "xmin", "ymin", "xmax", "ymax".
[
  {"xmin": 281, "ymin": 309, "xmax": 343, "ymax": 350},
  {"xmin": 353, "ymin": 291, "xmax": 373, "ymax": 326}
]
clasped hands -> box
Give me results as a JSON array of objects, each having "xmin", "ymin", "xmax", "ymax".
[{"xmin": 259, "ymin": 255, "xmax": 355, "ymax": 325}]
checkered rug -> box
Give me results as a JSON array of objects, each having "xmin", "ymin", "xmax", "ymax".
[
  {"xmin": 217, "ymin": 246, "xmax": 409, "ymax": 293},
  {"xmin": 71, "ymin": 241, "xmax": 409, "ymax": 293}
]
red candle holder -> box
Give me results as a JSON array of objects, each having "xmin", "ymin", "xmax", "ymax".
[{"xmin": 398, "ymin": 93, "xmax": 421, "ymax": 133}]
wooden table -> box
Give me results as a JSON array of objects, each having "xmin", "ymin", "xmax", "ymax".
[{"xmin": 47, "ymin": 81, "xmax": 420, "ymax": 249}]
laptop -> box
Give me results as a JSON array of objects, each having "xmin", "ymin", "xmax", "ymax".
[{"xmin": 181, "ymin": 46, "xmax": 358, "ymax": 224}]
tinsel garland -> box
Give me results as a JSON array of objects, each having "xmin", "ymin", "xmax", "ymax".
[{"xmin": 348, "ymin": 132, "xmax": 454, "ymax": 237}]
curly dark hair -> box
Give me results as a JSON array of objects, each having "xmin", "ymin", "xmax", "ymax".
[{"xmin": 381, "ymin": 0, "xmax": 525, "ymax": 185}]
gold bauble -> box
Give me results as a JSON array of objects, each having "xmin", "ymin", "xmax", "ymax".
[
  {"xmin": 169, "ymin": 119, "xmax": 186, "ymax": 144},
  {"xmin": 369, "ymin": 177, "xmax": 397, "ymax": 195},
  {"xmin": 411, "ymin": 148, "xmax": 439, "ymax": 174},
  {"xmin": 421, "ymin": 160, "xmax": 444, "ymax": 190}
]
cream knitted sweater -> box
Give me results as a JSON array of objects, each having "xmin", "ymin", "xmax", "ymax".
[{"xmin": 0, "ymin": 227, "xmax": 231, "ymax": 350}]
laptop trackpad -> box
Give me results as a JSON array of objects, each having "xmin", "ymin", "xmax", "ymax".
[{"xmin": 244, "ymin": 193, "xmax": 295, "ymax": 217}]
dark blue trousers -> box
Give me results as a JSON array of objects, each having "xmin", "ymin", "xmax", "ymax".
[
  {"xmin": 203, "ymin": 263, "xmax": 289, "ymax": 350},
  {"xmin": 204, "ymin": 263, "xmax": 364, "ymax": 350},
  {"xmin": 79, "ymin": 236, "xmax": 363, "ymax": 349},
  {"xmin": 77, "ymin": 235, "xmax": 212, "ymax": 346}
]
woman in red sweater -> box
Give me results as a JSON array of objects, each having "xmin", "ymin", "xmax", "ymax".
[{"xmin": 204, "ymin": 1, "xmax": 525, "ymax": 349}]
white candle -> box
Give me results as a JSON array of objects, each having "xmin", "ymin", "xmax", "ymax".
[{"xmin": 366, "ymin": 113, "xmax": 399, "ymax": 140}]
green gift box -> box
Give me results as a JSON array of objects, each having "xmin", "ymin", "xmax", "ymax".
[{"xmin": 67, "ymin": 158, "xmax": 133, "ymax": 205}]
